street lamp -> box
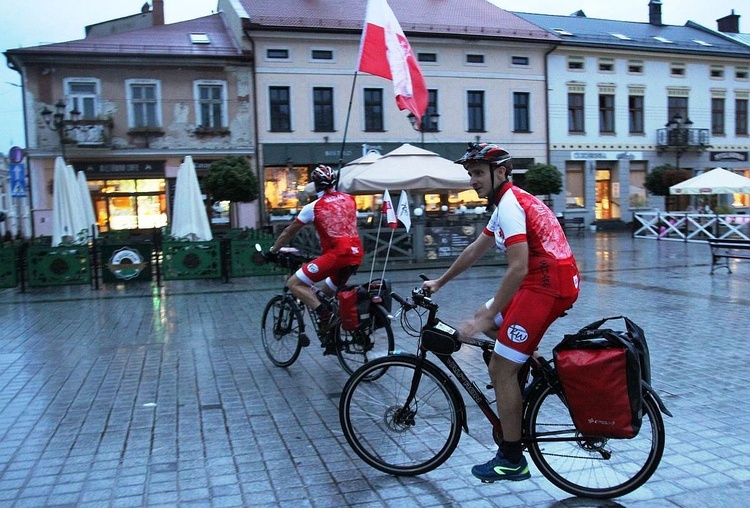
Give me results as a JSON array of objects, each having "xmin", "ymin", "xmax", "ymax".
[
  {"xmin": 40, "ymin": 100, "xmax": 81, "ymax": 159},
  {"xmin": 663, "ymin": 113, "xmax": 693, "ymax": 170},
  {"xmin": 408, "ymin": 111, "xmax": 440, "ymax": 148}
]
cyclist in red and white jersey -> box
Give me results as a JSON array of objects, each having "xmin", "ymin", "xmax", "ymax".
[
  {"xmin": 269, "ymin": 165, "xmax": 363, "ymax": 349},
  {"xmin": 422, "ymin": 142, "xmax": 580, "ymax": 483}
]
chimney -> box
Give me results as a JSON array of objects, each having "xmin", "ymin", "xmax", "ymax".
[
  {"xmin": 717, "ymin": 10, "xmax": 740, "ymax": 34},
  {"xmin": 152, "ymin": 0, "xmax": 165, "ymax": 26},
  {"xmin": 648, "ymin": 0, "xmax": 663, "ymax": 26}
]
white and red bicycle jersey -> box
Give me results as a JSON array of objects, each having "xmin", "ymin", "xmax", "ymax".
[
  {"xmin": 483, "ymin": 184, "xmax": 579, "ymax": 297},
  {"xmin": 295, "ymin": 190, "xmax": 363, "ymax": 255}
]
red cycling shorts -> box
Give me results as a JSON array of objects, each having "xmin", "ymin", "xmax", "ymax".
[{"xmin": 296, "ymin": 248, "xmax": 362, "ymax": 289}]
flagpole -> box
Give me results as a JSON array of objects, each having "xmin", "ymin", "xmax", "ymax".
[
  {"xmin": 335, "ymin": 72, "xmax": 359, "ymax": 190},
  {"xmin": 378, "ymin": 227, "xmax": 396, "ymax": 290},
  {"xmin": 367, "ymin": 211, "xmax": 383, "ymax": 286}
]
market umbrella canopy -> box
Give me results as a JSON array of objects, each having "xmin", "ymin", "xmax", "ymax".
[
  {"xmin": 76, "ymin": 170, "xmax": 98, "ymax": 239},
  {"xmin": 51, "ymin": 157, "xmax": 89, "ymax": 246},
  {"xmin": 670, "ymin": 167, "xmax": 750, "ymax": 195},
  {"xmin": 337, "ymin": 151, "xmax": 382, "ymax": 191},
  {"xmin": 337, "ymin": 143, "xmax": 470, "ymax": 194},
  {"xmin": 171, "ymin": 156, "xmax": 213, "ymax": 241}
]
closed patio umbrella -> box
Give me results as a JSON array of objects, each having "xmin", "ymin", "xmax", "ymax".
[
  {"xmin": 76, "ymin": 170, "xmax": 98, "ymax": 239},
  {"xmin": 52, "ymin": 157, "xmax": 89, "ymax": 246},
  {"xmin": 171, "ymin": 156, "xmax": 213, "ymax": 241}
]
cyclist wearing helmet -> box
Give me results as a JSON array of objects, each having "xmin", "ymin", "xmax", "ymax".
[
  {"xmin": 422, "ymin": 142, "xmax": 580, "ymax": 483},
  {"xmin": 269, "ymin": 165, "xmax": 364, "ymax": 352}
]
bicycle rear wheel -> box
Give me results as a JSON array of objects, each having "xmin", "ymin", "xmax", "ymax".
[
  {"xmin": 261, "ymin": 295, "xmax": 303, "ymax": 367},
  {"xmin": 335, "ymin": 305, "xmax": 394, "ymax": 378},
  {"xmin": 524, "ymin": 382, "xmax": 665, "ymax": 499},
  {"xmin": 339, "ymin": 355, "xmax": 463, "ymax": 476}
]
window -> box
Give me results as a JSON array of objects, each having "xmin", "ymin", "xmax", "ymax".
[
  {"xmin": 736, "ymin": 66, "xmax": 749, "ymax": 80},
  {"xmin": 567, "ymin": 57, "xmax": 584, "ymax": 71},
  {"xmin": 267, "ymin": 48, "xmax": 289, "ymax": 60},
  {"xmin": 568, "ymin": 93, "xmax": 584, "ymax": 133},
  {"xmin": 269, "ymin": 86, "xmax": 291, "ymax": 132},
  {"xmin": 189, "ymin": 33, "xmax": 210, "ymax": 44},
  {"xmin": 565, "ymin": 162, "xmax": 585, "ymax": 209},
  {"xmin": 364, "ymin": 88, "xmax": 383, "ymax": 131},
  {"xmin": 711, "ymin": 97, "xmax": 725, "ymax": 135},
  {"xmin": 670, "ymin": 63, "xmax": 686, "ymax": 77},
  {"xmin": 126, "ymin": 80, "xmax": 161, "ymax": 128},
  {"xmin": 736, "ymin": 98, "xmax": 748, "ymax": 136},
  {"xmin": 417, "ymin": 52, "xmax": 437, "ymax": 63},
  {"xmin": 511, "ymin": 56, "xmax": 529, "ymax": 66},
  {"xmin": 313, "ymin": 87, "xmax": 334, "ymax": 132},
  {"xmin": 629, "ymin": 162, "xmax": 648, "ymax": 208},
  {"xmin": 64, "ymin": 78, "xmax": 100, "ymax": 119},
  {"xmin": 195, "ymin": 81, "xmax": 227, "ymax": 129},
  {"xmin": 710, "ymin": 66, "xmax": 725, "ymax": 79},
  {"xmin": 467, "ymin": 91, "xmax": 485, "ymax": 132},
  {"xmin": 513, "ymin": 92, "xmax": 530, "ymax": 132},
  {"xmin": 667, "ymin": 96, "xmax": 688, "ymax": 122},
  {"xmin": 598, "ymin": 58, "xmax": 615, "ymax": 73},
  {"xmin": 599, "ymin": 94, "xmax": 615, "ymax": 134},
  {"xmin": 466, "ymin": 54, "xmax": 485, "ymax": 64},
  {"xmin": 627, "ymin": 60, "xmax": 644, "ymax": 74},
  {"xmin": 311, "ymin": 49, "xmax": 333, "ymax": 60},
  {"xmin": 424, "ymin": 89, "xmax": 439, "ymax": 132},
  {"xmin": 629, "ymin": 95, "xmax": 644, "ymax": 134}
]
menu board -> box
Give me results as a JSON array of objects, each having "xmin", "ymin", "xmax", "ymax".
[{"xmin": 423, "ymin": 224, "xmax": 479, "ymax": 260}]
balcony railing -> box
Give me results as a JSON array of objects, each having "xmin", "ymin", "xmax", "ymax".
[
  {"xmin": 656, "ymin": 127, "xmax": 711, "ymax": 152},
  {"xmin": 62, "ymin": 118, "xmax": 113, "ymax": 147}
]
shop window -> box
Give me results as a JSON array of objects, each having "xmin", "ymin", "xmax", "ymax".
[
  {"xmin": 565, "ymin": 162, "xmax": 585, "ymax": 209},
  {"xmin": 264, "ymin": 166, "xmax": 309, "ymax": 214},
  {"xmin": 629, "ymin": 163, "xmax": 648, "ymax": 208},
  {"xmin": 90, "ymin": 178, "xmax": 167, "ymax": 232}
]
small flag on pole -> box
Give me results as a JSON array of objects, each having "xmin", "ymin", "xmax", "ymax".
[
  {"xmin": 397, "ymin": 190, "xmax": 411, "ymax": 232},
  {"xmin": 382, "ymin": 189, "xmax": 398, "ymax": 229},
  {"xmin": 357, "ymin": 0, "xmax": 428, "ymax": 123}
]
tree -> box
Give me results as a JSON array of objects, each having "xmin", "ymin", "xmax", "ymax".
[
  {"xmin": 522, "ymin": 163, "xmax": 563, "ymax": 207},
  {"xmin": 644, "ymin": 164, "xmax": 691, "ymax": 210},
  {"xmin": 201, "ymin": 156, "xmax": 259, "ymax": 203}
]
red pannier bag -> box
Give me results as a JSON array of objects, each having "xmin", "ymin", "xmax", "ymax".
[
  {"xmin": 338, "ymin": 285, "xmax": 370, "ymax": 332},
  {"xmin": 553, "ymin": 316, "xmax": 648, "ymax": 439}
]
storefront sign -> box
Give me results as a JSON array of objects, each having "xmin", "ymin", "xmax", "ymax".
[
  {"xmin": 570, "ymin": 151, "xmax": 642, "ymax": 161},
  {"xmin": 74, "ymin": 161, "xmax": 165, "ymax": 175},
  {"xmin": 710, "ymin": 151, "xmax": 748, "ymax": 162}
]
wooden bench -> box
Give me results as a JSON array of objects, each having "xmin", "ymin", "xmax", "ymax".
[
  {"xmin": 707, "ymin": 238, "xmax": 750, "ymax": 274},
  {"xmin": 558, "ymin": 216, "xmax": 585, "ymax": 236}
]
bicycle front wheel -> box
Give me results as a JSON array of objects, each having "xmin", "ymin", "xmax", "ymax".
[
  {"xmin": 524, "ymin": 382, "xmax": 665, "ymax": 499},
  {"xmin": 339, "ymin": 355, "xmax": 463, "ymax": 476},
  {"xmin": 335, "ymin": 305, "xmax": 394, "ymax": 378},
  {"xmin": 261, "ymin": 295, "xmax": 303, "ymax": 367}
]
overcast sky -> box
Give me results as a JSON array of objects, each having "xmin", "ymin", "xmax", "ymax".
[{"xmin": 1, "ymin": 0, "xmax": 747, "ymax": 153}]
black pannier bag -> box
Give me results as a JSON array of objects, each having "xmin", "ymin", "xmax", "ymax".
[{"xmin": 553, "ymin": 316, "xmax": 649, "ymax": 439}]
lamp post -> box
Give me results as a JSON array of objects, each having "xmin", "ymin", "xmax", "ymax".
[
  {"xmin": 663, "ymin": 113, "xmax": 693, "ymax": 170},
  {"xmin": 40, "ymin": 100, "xmax": 80, "ymax": 159},
  {"xmin": 408, "ymin": 111, "xmax": 440, "ymax": 148}
]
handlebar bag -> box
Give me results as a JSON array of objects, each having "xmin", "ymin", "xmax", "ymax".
[
  {"xmin": 421, "ymin": 320, "xmax": 461, "ymax": 355},
  {"xmin": 553, "ymin": 316, "xmax": 646, "ymax": 439},
  {"xmin": 339, "ymin": 285, "xmax": 371, "ymax": 332}
]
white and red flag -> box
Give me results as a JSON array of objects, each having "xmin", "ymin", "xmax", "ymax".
[
  {"xmin": 358, "ymin": 0, "xmax": 428, "ymax": 123},
  {"xmin": 396, "ymin": 190, "xmax": 411, "ymax": 232},
  {"xmin": 382, "ymin": 189, "xmax": 398, "ymax": 229}
]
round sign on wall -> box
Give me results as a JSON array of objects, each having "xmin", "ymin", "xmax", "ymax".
[{"xmin": 8, "ymin": 146, "xmax": 24, "ymax": 164}]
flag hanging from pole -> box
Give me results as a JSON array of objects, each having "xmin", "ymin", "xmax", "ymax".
[
  {"xmin": 358, "ymin": 0, "xmax": 428, "ymax": 123},
  {"xmin": 396, "ymin": 190, "xmax": 411, "ymax": 232},
  {"xmin": 382, "ymin": 189, "xmax": 398, "ymax": 229}
]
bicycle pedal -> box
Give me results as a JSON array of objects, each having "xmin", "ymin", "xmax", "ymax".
[{"xmin": 299, "ymin": 333, "xmax": 310, "ymax": 347}]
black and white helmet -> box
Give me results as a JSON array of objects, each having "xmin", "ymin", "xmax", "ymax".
[{"xmin": 311, "ymin": 164, "xmax": 335, "ymax": 191}]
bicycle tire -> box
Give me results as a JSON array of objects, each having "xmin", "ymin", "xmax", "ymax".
[
  {"xmin": 261, "ymin": 295, "xmax": 303, "ymax": 367},
  {"xmin": 335, "ymin": 304, "xmax": 394, "ymax": 379},
  {"xmin": 523, "ymin": 381, "xmax": 665, "ymax": 499},
  {"xmin": 339, "ymin": 355, "xmax": 463, "ymax": 476}
]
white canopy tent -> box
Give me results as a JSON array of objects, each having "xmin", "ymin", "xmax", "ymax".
[
  {"xmin": 670, "ymin": 167, "xmax": 750, "ymax": 195},
  {"xmin": 337, "ymin": 144, "xmax": 470, "ymax": 194}
]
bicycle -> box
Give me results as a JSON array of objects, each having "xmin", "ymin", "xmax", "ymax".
[
  {"xmin": 338, "ymin": 277, "xmax": 672, "ymax": 499},
  {"xmin": 257, "ymin": 246, "xmax": 395, "ymax": 376}
]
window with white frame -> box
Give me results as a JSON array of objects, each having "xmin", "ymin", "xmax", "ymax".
[
  {"xmin": 736, "ymin": 66, "xmax": 749, "ymax": 80},
  {"xmin": 126, "ymin": 79, "xmax": 161, "ymax": 128},
  {"xmin": 567, "ymin": 56, "xmax": 585, "ymax": 71},
  {"xmin": 627, "ymin": 60, "xmax": 644, "ymax": 74},
  {"xmin": 64, "ymin": 78, "xmax": 100, "ymax": 119},
  {"xmin": 710, "ymin": 65, "xmax": 725, "ymax": 79},
  {"xmin": 670, "ymin": 63, "xmax": 686, "ymax": 77},
  {"xmin": 194, "ymin": 81, "xmax": 227, "ymax": 129},
  {"xmin": 598, "ymin": 58, "xmax": 615, "ymax": 73}
]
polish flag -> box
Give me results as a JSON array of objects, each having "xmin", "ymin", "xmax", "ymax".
[
  {"xmin": 382, "ymin": 189, "xmax": 398, "ymax": 229},
  {"xmin": 358, "ymin": 0, "xmax": 428, "ymax": 123},
  {"xmin": 396, "ymin": 190, "xmax": 411, "ymax": 232}
]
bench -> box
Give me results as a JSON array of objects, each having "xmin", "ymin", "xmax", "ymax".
[
  {"xmin": 707, "ymin": 238, "xmax": 750, "ymax": 274},
  {"xmin": 558, "ymin": 216, "xmax": 585, "ymax": 236}
]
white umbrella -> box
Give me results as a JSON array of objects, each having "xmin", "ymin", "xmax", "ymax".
[
  {"xmin": 337, "ymin": 143, "xmax": 470, "ymax": 194},
  {"xmin": 337, "ymin": 151, "xmax": 381, "ymax": 191},
  {"xmin": 670, "ymin": 167, "xmax": 750, "ymax": 195},
  {"xmin": 51, "ymin": 157, "xmax": 89, "ymax": 246},
  {"xmin": 171, "ymin": 156, "xmax": 213, "ymax": 241},
  {"xmin": 76, "ymin": 170, "xmax": 98, "ymax": 239}
]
